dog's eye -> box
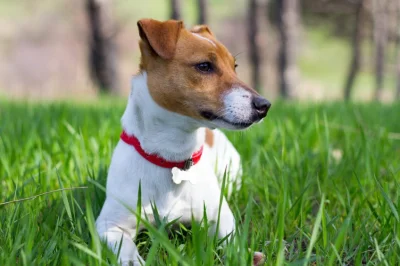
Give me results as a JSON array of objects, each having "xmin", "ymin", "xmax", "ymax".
[
  {"xmin": 196, "ymin": 62, "xmax": 213, "ymax": 73},
  {"xmin": 234, "ymin": 64, "xmax": 238, "ymax": 69}
]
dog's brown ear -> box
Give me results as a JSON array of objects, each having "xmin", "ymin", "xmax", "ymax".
[
  {"xmin": 137, "ymin": 19, "xmax": 183, "ymax": 60},
  {"xmin": 190, "ymin": 25, "xmax": 213, "ymax": 36}
]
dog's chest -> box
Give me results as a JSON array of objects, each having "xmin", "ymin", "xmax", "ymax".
[
  {"xmin": 108, "ymin": 142, "xmax": 223, "ymax": 223},
  {"xmin": 144, "ymin": 160, "xmax": 222, "ymax": 222}
]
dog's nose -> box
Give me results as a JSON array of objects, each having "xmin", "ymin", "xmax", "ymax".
[{"xmin": 252, "ymin": 96, "xmax": 271, "ymax": 118}]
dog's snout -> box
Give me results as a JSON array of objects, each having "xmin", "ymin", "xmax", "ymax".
[{"xmin": 252, "ymin": 96, "xmax": 271, "ymax": 118}]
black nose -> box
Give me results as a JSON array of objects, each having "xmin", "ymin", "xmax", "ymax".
[{"xmin": 252, "ymin": 96, "xmax": 271, "ymax": 118}]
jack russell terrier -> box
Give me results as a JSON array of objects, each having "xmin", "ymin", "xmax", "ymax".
[{"xmin": 96, "ymin": 18, "xmax": 271, "ymax": 265}]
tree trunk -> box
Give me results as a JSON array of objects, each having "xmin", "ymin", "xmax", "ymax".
[
  {"xmin": 86, "ymin": 0, "xmax": 119, "ymax": 93},
  {"xmin": 396, "ymin": 0, "xmax": 400, "ymax": 100},
  {"xmin": 170, "ymin": 0, "xmax": 181, "ymax": 20},
  {"xmin": 277, "ymin": 0, "xmax": 300, "ymax": 99},
  {"xmin": 248, "ymin": 0, "xmax": 261, "ymax": 91},
  {"xmin": 343, "ymin": 0, "xmax": 364, "ymax": 101},
  {"xmin": 197, "ymin": 0, "xmax": 207, "ymax": 25},
  {"xmin": 372, "ymin": 0, "xmax": 388, "ymax": 101}
]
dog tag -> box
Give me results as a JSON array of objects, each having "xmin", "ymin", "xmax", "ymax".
[{"xmin": 171, "ymin": 167, "xmax": 197, "ymax": 185}]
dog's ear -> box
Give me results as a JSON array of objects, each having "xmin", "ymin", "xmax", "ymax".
[
  {"xmin": 190, "ymin": 25, "xmax": 214, "ymax": 36},
  {"xmin": 137, "ymin": 19, "xmax": 183, "ymax": 60}
]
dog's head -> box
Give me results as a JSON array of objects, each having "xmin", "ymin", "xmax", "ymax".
[{"xmin": 137, "ymin": 18, "xmax": 271, "ymax": 130}]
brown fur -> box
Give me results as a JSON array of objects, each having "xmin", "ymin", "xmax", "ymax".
[
  {"xmin": 205, "ymin": 128, "xmax": 214, "ymax": 147},
  {"xmin": 191, "ymin": 25, "xmax": 213, "ymax": 36},
  {"xmin": 137, "ymin": 19, "xmax": 183, "ymax": 60},
  {"xmin": 137, "ymin": 19, "xmax": 259, "ymax": 120}
]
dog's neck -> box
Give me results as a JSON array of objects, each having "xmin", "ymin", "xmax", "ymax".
[{"xmin": 121, "ymin": 72, "xmax": 205, "ymax": 162}]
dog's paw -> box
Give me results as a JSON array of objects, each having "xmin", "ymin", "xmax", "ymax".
[
  {"xmin": 120, "ymin": 256, "xmax": 144, "ymax": 266},
  {"xmin": 253, "ymin": 251, "xmax": 265, "ymax": 266},
  {"xmin": 121, "ymin": 260, "xmax": 143, "ymax": 266}
]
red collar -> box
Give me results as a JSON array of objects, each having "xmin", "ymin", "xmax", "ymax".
[{"xmin": 120, "ymin": 131, "xmax": 203, "ymax": 171}]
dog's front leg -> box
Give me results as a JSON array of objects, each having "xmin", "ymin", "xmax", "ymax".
[
  {"xmin": 217, "ymin": 198, "xmax": 265, "ymax": 266},
  {"xmin": 97, "ymin": 223, "xmax": 143, "ymax": 265},
  {"xmin": 96, "ymin": 199, "xmax": 144, "ymax": 265},
  {"xmin": 216, "ymin": 199, "xmax": 236, "ymax": 240}
]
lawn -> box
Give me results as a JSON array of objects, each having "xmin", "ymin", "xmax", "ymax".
[{"xmin": 1, "ymin": 100, "xmax": 400, "ymax": 265}]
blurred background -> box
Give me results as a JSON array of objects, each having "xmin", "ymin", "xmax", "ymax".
[{"xmin": 0, "ymin": 0, "xmax": 399, "ymax": 102}]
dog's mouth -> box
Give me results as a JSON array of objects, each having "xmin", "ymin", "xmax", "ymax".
[{"xmin": 200, "ymin": 111, "xmax": 255, "ymax": 129}]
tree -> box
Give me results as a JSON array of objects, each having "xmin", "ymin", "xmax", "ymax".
[
  {"xmin": 343, "ymin": 0, "xmax": 364, "ymax": 101},
  {"xmin": 170, "ymin": 0, "xmax": 181, "ymax": 20},
  {"xmin": 86, "ymin": 0, "xmax": 119, "ymax": 93},
  {"xmin": 276, "ymin": 0, "xmax": 300, "ymax": 98},
  {"xmin": 372, "ymin": 0, "xmax": 388, "ymax": 100},
  {"xmin": 197, "ymin": 0, "xmax": 207, "ymax": 25},
  {"xmin": 248, "ymin": 0, "xmax": 261, "ymax": 91}
]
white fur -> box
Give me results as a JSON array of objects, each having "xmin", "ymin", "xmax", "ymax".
[
  {"xmin": 201, "ymin": 87, "xmax": 255, "ymax": 130},
  {"xmin": 192, "ymin": 32, "xmax": 217, "ymax": 47},
  {"xmin": 223, "ymin": 88, "xmax": 253, "ymax": 122},
  {"xmin": 96, "ymin": 72, "xmax": 243, "ymax": 265}
]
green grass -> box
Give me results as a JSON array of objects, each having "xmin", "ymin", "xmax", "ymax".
[{"xmin": 1, "ymin": 99, "xmax": 400, "ymax": 265}]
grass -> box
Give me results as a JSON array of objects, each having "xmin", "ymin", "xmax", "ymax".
[{"xmin": 1, "ymin": 99, "xmax": 400, "ymax": 265}]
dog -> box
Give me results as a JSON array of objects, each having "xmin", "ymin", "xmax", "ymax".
[{"xmin": 96, "ymin": 18, "xmax": 271, "ymax": 265}]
